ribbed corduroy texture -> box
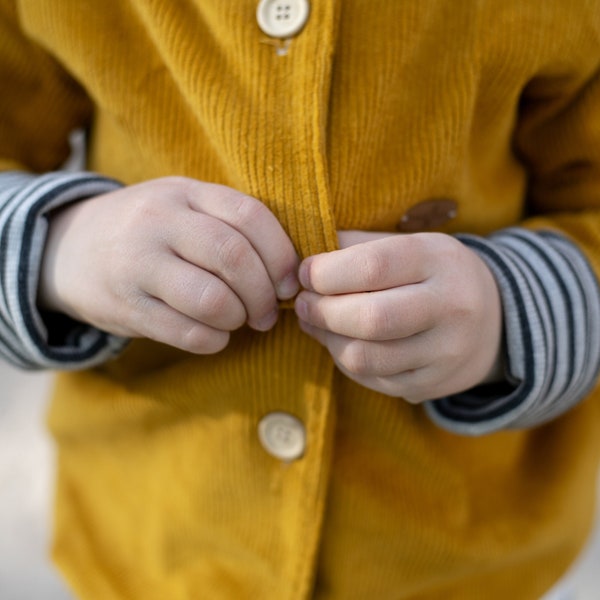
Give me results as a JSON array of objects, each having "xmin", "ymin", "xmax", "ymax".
[{"xmin": 1, "ymin": 1, "xmax": 600, "ymax": 599}]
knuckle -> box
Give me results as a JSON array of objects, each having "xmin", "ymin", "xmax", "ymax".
[
  {"xmin": 162, "ymin": 175, "xmax": 207, "ymax": 203},
  {"xmin": 223, "ymin": 189, "xmax": 267, "ymax": 227},
  {"xmin": 181, "ymin": 325, "xmax": 230, "ymax": 354},
  {"xmin": 125, "ymin": 177, "xmax": 193, "ymax": 221},
  {"xmin": 412, "ymin": 231, "xmax": 445, "ymax": 253},
  {"xmin": 443, "ymin": 234, "xmax": 466, "ymax": 260},
  {"xmin": 123, "ymin": 196, "xmax": 167, "ymax": 238},
  {"xmin": 402, "ymin": 392, "xmax": 427, "ymax": 405},
  {"xmin": 125, "ymin": 290, "xmax": 154, "ymax": 321},
  {"xmin": 405, "ymin": 232, "xmax": 429, "ymax": 259},
  {"xmin": 215, "ymin": 233, "xmax": 252, "ymax": 273},
  {"xmin": 357, "ymin": 300, "xmax": 389, "ymax": 339},
  {"xmin": 394, "ymin": 374, "xmax": 426, "ymax": 403},
  {"xmin": 340, "ymin": 341, "xmax": 372, "ymax": 376},
  {"xmin": 118, "ymin": 292, "xmax": 158, "ymax": 336},
  {"xmin": 158, "ymin": 175, "xmax": 192, "ymax": 190},
  {"xmin": 356, "ymin": 246, "xmax": 390, "ymax": 290},
  {"xmin": 196, "ymin": 279, "xmax": 244, "ymax": 327}
]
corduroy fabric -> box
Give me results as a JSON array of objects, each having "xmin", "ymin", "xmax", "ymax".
[{"xmin": 1, "ymin": 1, "xmax": 600, "ymax": 599}]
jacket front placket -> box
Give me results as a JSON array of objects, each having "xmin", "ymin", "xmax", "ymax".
[{"xmin": 239, "ymin": 2, "xmax": 341, "ymax": 598}]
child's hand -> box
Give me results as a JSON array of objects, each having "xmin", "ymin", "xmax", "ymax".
[
  {"xmin": 294, "ymin": 230, "xmax": 504, "ymax": 403},
  {"xmin": 39, "ymin": 177, "xmax": 299, "ymax": 353}
]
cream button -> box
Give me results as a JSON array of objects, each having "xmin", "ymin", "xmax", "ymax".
[
  {"xmin": 256, "ymin": 0, "xmax": 310, "ymax": 39},
  {"xmin": 258, "ymin": 412, "xmax": 306, "ymax": 461}
]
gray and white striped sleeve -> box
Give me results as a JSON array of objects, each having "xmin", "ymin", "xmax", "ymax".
[
  {"xmin": 425, "ymin": 227, "xmax": 600, "ymax": 435},
  {"xmin": 0, "ymin": 170, "xmax": 128, "ymax": 370}
]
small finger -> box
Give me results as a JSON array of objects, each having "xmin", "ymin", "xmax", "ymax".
[
  {"xmin": 139, "ymin": 254, "xmax": 248, "ymax": 331},
  {"xmin": 298, "ymin": 320, "xmax": 431, "ymax": 400},
  {"xmin": 125, "ymin": 294, "xmax": 231, "ymax": 354},
  {"xmin": 299, "ymin": 320, "xmax": 426, "ymax": 376}
]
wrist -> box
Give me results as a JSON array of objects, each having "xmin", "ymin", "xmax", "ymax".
[{"xmin": 37, "ymin": 199, "xmax": 85, "ymax": 316}]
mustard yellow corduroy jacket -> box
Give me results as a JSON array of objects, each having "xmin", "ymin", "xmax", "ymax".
[{"xmin": 2, "ymin": 1, "xmax": 600, "ymax": 599}]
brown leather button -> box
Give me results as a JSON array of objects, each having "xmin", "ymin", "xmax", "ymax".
[{"xmin": 396, "ymin": 199, "xmax": 458, "ymax": 232}]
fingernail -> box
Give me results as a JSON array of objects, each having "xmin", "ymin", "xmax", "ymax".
[
  {"xmin": 253, "ymin": 308, "xmax": 278, "ymax": 332},
  {"xmin": 276, "ymin": 272, "xmax": 299, "ymax": 300},
  {"xmin": 298, "ymin": 258, "xmax": 312, "ymax": 290},
  {"xmin": 294, "ymin": 296, "xmax": 307, "ymax": 320}
]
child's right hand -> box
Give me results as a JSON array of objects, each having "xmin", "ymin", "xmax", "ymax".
[{"xmin": 38, "ymin": 177, "xmax": 300, "ymax": 353}]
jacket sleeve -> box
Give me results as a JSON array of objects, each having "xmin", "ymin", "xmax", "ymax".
[
  {"xmin": 0, "ymin": 1, "xmax": 127, "ymax": 370},
  {"xmin": 427, "ymin": 51, "xmax": 600, "ymax": 435}
]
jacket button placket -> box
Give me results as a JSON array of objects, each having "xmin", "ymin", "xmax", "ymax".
[{"xmin": 251, "ymin": 2, "xmax": 342, "ymax": 599}]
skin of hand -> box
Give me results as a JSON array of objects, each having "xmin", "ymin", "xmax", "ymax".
[
  {"xmin": 38, "ymin": 177, "xmax": 300, "ymax": 354},
  {"xmin": 294, "ymin": 230, "xmax": 504, "ymax": 403}
]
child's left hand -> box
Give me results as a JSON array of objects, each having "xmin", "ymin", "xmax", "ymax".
[{"xmin": 294, "ymin": 230, "xmax": 504, "ymax": 403}]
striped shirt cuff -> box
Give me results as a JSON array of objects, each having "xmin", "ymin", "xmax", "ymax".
[
  {"xmin": 426, "ymin": 228, "xmax": 600, "ymax": 435},
  {"xmin": 0, "ymin": 170, "xmax": 128, "ymax": 370}
]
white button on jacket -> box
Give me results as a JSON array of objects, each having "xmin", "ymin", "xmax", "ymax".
[
  {"xmin": 258, "ymin": 412, "xmax": 306, "ymax": 461},
  {"xmin": 256, "ymin": 0, "xmax": 310, "ymax": 38}
]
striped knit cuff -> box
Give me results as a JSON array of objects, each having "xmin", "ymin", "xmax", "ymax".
[
  {"xmin": 425, "ymin": 228, "xmax": 600, "ymax": 435},
  {"xmin": 0, "ymin": 170, "xmax": 128, "ymax": 370}
]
